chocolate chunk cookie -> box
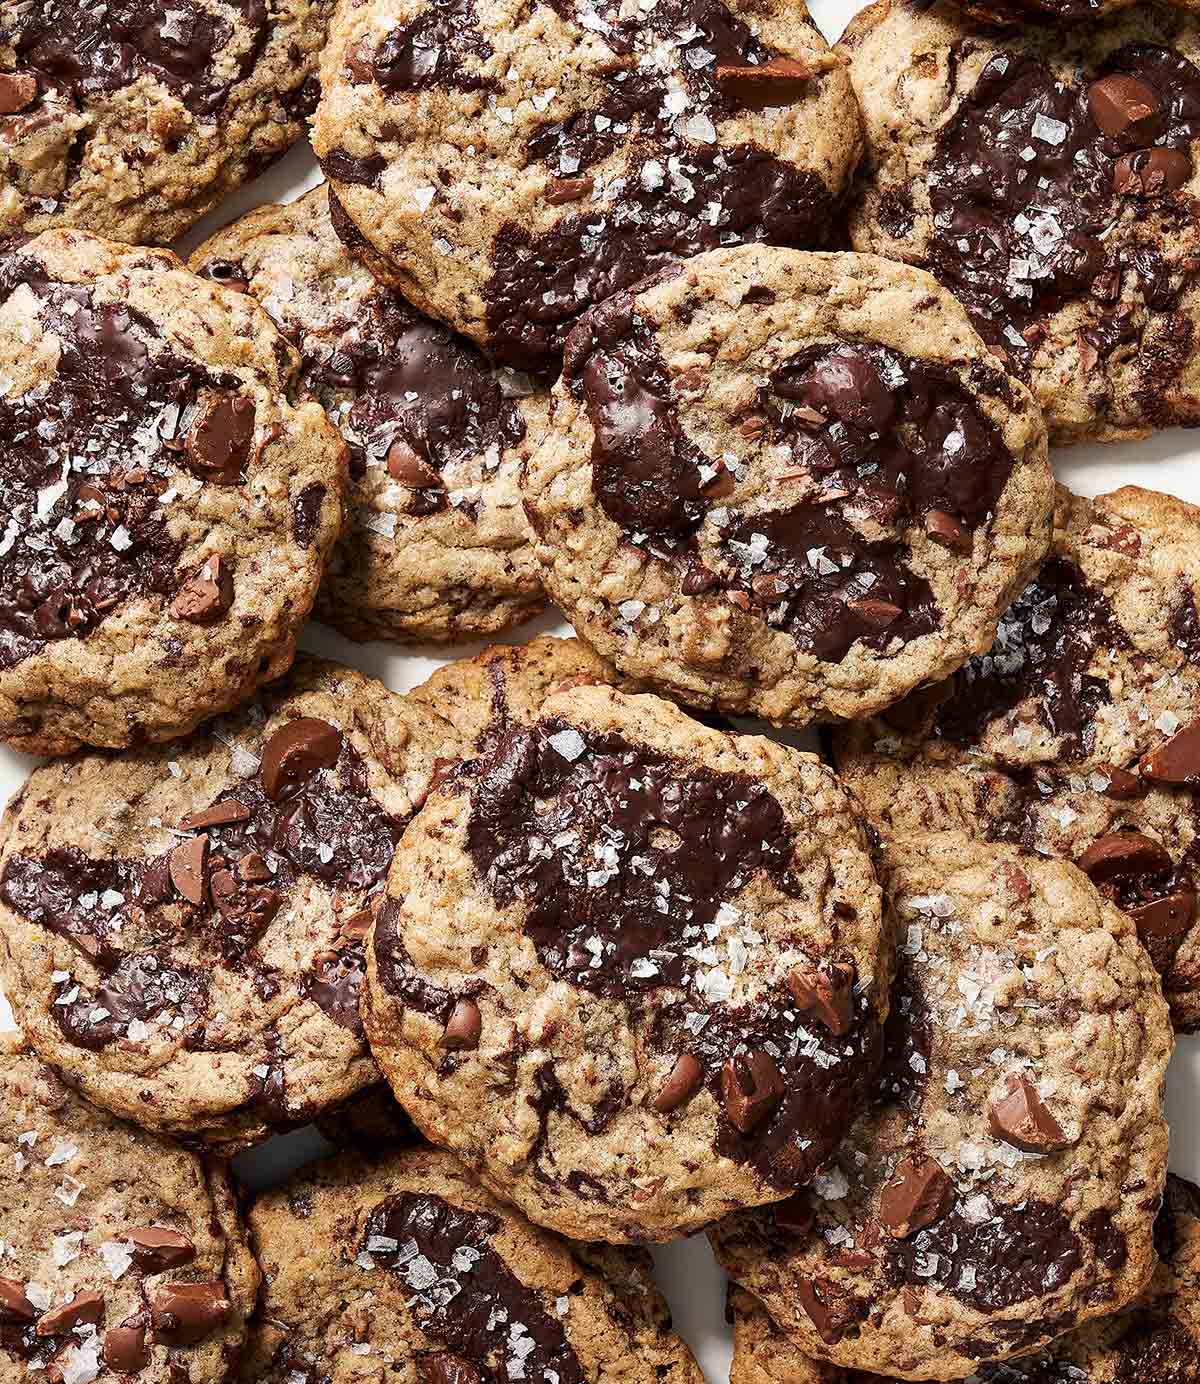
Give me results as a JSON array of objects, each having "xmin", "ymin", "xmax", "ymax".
[
  {"xmin": 0, "ymin": 1028, "xmax": 259, "ymax": 1384},
  {"xmin": 364, "ymin": 680, "xmax": 890, "ymax": 1243},
  {"xmin": 311, "ymin": 0, "xmax": 861, "ymax": 370},
  {"xmin": 242, "ymin": 1144, "xmax": 704, "ymax": 1384},
  {"xmin": 190, "ymin": 187, "xmax": 547, "ymax": 645},
  {"xmin": 0, "ymin": 0, "xmax": 332, "ymax": 245},
  {"xmin": 712, "ymin": 833, "xmax": 1172, "ymax": 1381},
  {"xmin": 522, "ymin": 247, "xmax": 1052, "ymax": 727},
  {"xmin": 0, "ymin": 230, "xmax": 345, "ymax": 757},
  {"xmin": 840, "ymin": 0, "xmax": 1200, "ymax": 445},
  {"xmin": 727, "ymin": 1171, "xmax": 1200, "ymax": 1384},
  {"xmin": 834, "ymin": 485, "xmax": 1200, "ymax": 1033},
  {"xmin": 0, "ymin": 658, "xmax": 461, "ymax": 1153}
]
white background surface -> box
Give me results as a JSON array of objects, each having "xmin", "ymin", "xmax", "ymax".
[{"xmin": 3, "ymin": 1, "xmax": 1199, "ymax": 1377}]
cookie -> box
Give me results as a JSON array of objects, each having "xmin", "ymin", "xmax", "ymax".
[
  {"xmin": 241, "ymin": 1143, "xmax": 704, "ymax": 1384},
  {"xmin": 834, "ymin": 485, "xmax": 1200, "ymax": 1033},
  {"xmin": 364, "ymin": 679, "xmax": 889, "ymax": 1243},
  {"xmin": 190, "ymin": 187, "xmax": 547, "ymax": 645},
  {"xmin": 407, "ymin": 635, "xmax": 620, "ymax": 754},
  {"xmin": 311, "ymin": 0, "xmax": 862, "ymax": 370},
  {"xmin": 727, "ymin": 1172, "xmax": 1200, "ymax": 1384},
  {"xmin": 0, "ymin": 1028, "xmax": 259, "ymax": 1384},
  {"xmin": 0, "ymin": 230, "xmax": 346, "ymax": 757},
  {"xmin": 0, "ymin": 657, "xmax": 461, "ymax": 1154},
  {"xmin": 712, "ymin": 833, "xmax": 1173, "ymax": 1381},
  {"xmin": 840, "ymin": 0, "xmax": 1200, "ymax": 445},
  {"xmin": 522, "ymin": 246, "xmax": 1052, "ymax": 727},
  {"xmin": 0, "ymin": 1, "xmax": 332, "ymax": 245}
]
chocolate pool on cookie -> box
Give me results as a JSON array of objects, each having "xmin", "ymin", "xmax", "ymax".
[
  {"xmin": 0, "ymin": 658, "xmax": 462, "ymax": 1153},
  {"xmin": 522, "ymin": 247, "xmax": 1052, "ymax": 728},
  {"xmin": 312, "ymin": 0, "xmax": 862, "ymax": 369},
  {"xmin": 712, "ymin": 833, "xmax": 1172, "ymax": 1381},
  {"xmin": 364, "ymin": 681, "xmax": 890, "ymax": 1243},
  {"xmin": 0, "ymin": 231, "xmax": 345, "ymax": 756},
  {"xmin": 840, "ymin": 0, "xmax": 1200, "ymax": 445},
  {"xmin": 191, "ymin": 187, "xmax": 548, "ymax": 645}
]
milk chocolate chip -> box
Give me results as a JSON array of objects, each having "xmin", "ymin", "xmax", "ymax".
[
  {"xmin": 260, "ymin": 718, "xmax": 343, "ymax": 801},
  {"xmin": 926, "ymin": 510, "xmax": 972, "ymax": 553},
  {"xmin": 418, "ymin": 1354, "xmax": 483, "ymax": 1384},
  {"xmin": 184, "ymin": 393, "xmax": 255, "ymax": 484},
  {"xmin": 715, "ymin": 58, "xmax": 816, "ymax": 111},
  {"xmin": 1140, "ymin": 719, "xmax": 1200, "ymax": 785},
  {"xmin": 170, "ymin": 555, "xmax": 233, "ymax": 624},
  {"xmin": 0, "ymin": 1279, "xmax": 35, "ymax": 1321},
  {"xmin": 1087, "ymin": 73, "xmax": 1163, "ymax": 144},
  {"xmin": 796, "ymin": 1277, "xmax": 853, "ymax": 1345},
  {"xmin": 0, "ymin": 73, "xmax": 38, "ymax": 114},
  {"xmin": 1114, "ymin": 148, "xmax": 1192, "ymax": 196},
  {"xmin": 36, "ymin": 1291, "xmax": 104, "ymax": 1335},
  {"xmin": 104, "ymin": 1325, "xmax": 149, "ymax": 1374},
  {"xmin": 787, "ymin": 962, "xmax": 855, "ymax": 1037},
  {"xmin": 721, "ymin": 1051, "xmax": 784, "ymax": 1133},
  {"xmin": 386, "ymin": 438, "xmax": 441, "ymax": 489},
  {"xmin": 1092, "ymin": 765, "xmax": 1143, "ymax": 799},
  {"xmin": 126, "ymin": 1227, "xmax": 196, "ymax": 1272},
  {"xmin": 169, "ymin": 834, "xmax": 209, "ymax": 906},
  {"xmin": 178, "ymin": 800, "xmax": 250, "ymax": 831},
  {"xmin": 150, "ymin": 1283, "xmax": 231, "ymax": 1346},
  {"xmin": 1076, "ymin": 832, "xmax": 1172, "ymax": 883},
  {"xmin": 878, "ymin": 1155, "xmax": 954, "ymax": 1239},
  {"xmin": 441, "ymin": 998, "xmax": 482, "ymax": 1051},
  {"xmin": 653, "ymin": 1054, "xmax": 703, "ymax": 1113},
  {"xmin": 546, "ymin": 178, "xmax": 594, "ymax": 205},
  {"xmin": 989, "ymin": 1075, "xmax": 1072, "ymax": 1153}
]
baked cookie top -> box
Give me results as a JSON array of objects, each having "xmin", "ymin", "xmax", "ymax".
[
  {"xmin": 0, "ymin": 230, "xmax": 345, "ymax": 756},
  {"xmin": 0, "ymin": 1030, "xmax": 259, "ymax": 1384},
  {"xmin": 522, "ymin": 246, "xmax": 1052, "ymax": 727},
  {"xmin": 364, "ymin": 680, "xmax": 889, "ymax": 1243},
  {"xmin": 834, "ymin": 485, "xmax": 1200, "ymax": 1032},
  {"xmin": 191, "ymin": 186, "xmax": 547, "ymax": 646},
  {"xmin": 312, "ymin": 0, "xmax": 862, "ymax": 369},
  {"xmin": 840, "ymin": 0, "xmax": 1200, "ymax": 444},
  {"xmin": 712, "ymin": 833, "xmax": 1173, "ymax": 1381},
  {"xmin": 243, "ymin": 1144, "xmax": 704, "ymax": 1384},
  {"xmin": 0, "ymin": 657, "xmax": 460, "ymax": 1153},
  {"xmin": 0, "ymin": 0, "xmax": 333, "ymax": 245},
  {"xmin": 727, "ymin": 1172, "xmax": 1200, "ymax": 1384}
]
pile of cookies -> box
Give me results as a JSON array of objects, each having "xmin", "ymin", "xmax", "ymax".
[{"xmin": 1, "ymin": 0, "xmax": 1199, "ymax": 1381}]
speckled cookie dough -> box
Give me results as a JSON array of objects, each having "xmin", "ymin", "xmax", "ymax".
[
  {"xmin": 727, "ymin": 1172, "xmax": 1200, "ymax": 1384},
  {"xmin": 242, "ymin": 1144, "xmax": 705, "ymax": 1384},
  {"xmin": 0, "ymin": 657, "xmax": 464, "ymax": 1154},
  {"xmin": 834, "ymin": 485, "xmax": 1200, "ymax": 1034},
  {"xmin": 364, "ymin": 680, "xmax": 890, "ymax": 1243},
  {"xmin": 0, "ymin": 0, "xmax": 334, "ymax": 245},
  {"xmin": 312, "ymin": 0, "xmax": 862, "ymax": 369},
  {"xmin": 839, "ymin": 0, "xmax": 1200, "ymax": 445},
  {"xmin": 0, "ymin": 230, "xmax": 346, "ymax": 757},
  {"xmin": 190, "ymin": 187, "xmax": 548, "ymax": 645},
  {"xmin": 522, "ymin": 247, "xmax": 1052, "ymax": 728},
  {"xmin": 712, "ymin": 833, "xmax": 1173, "ymax": 1381},
  {"xmin": 0, "ymin": 1029, "xmax": 259, "ymax": 1384}
]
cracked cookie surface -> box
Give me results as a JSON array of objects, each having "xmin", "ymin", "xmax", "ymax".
[{"xmin": 0, "ymin": 230, "xmax": 346, "ymax": 756}]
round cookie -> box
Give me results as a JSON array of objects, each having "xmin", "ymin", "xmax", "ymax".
[
  {"xmin": 0, "ymin": 657, "xmax": 462, "ymax": 1154},
  {"xmin": 522, "ymin": 246, "xmax": 1052, "ymax": 727},
  {"xmin": 0, "ymin": 1029, "xmax": 259, "ymax": 1384},
  {"xmin": 242, "ymin": 1143, "xmax": 705, "ymax": 1384},
  {"xmin": 0, "ymin": 0, "xmax": 333, "ymax": 245},
  {"xmin": 712, "ymin": 833, "xmax": 1173, "ymax": 1381},
  {"xmin": 190, "ymin": 187, "xmax": 547, "ymax": 645},
  {"xmin": 839, "ymin": 0, "xmax": 1200, "ymax": 445},
  {"xmin": 0, "ymin": 230, "xmax": 346, "ymax": 757},
  {"xmin": 727, "ymin": 1172, "xmax": 1200, "ymax": 1384},
  {"xmin": 311, "ymin": 0, "xmax": 862, "ymax": 369},
  {"xmin": 834, "ymin": 485, "xmax": 1200, "ymax": 1033},
  {"xmin": 364, "ymin": 680, "xmax": 890, "ymax": 1243}
]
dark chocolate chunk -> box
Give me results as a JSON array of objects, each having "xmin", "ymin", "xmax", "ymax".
[
  {"xmin": 653, "ymin": 1054, "xmax": 704, "ymax": 1113},
  {"xmin": 35, "ymin": 1292, "xmax": 104, "ymax": 1336},
  {"xmin": 988, "ymin": 1075, "xmax": 1073, "ymax": 1154},
  {"xmin": 103, "ymin": 1324, "xmax": 149, "ymax": 1374},
  {"xmin": 260, "ymin": 718, "xmax": 343, "ymax": 802},
  {"xmin": 126, "ymin": 1227, "xmax": 196, "ymax": 1272},
  {"xmin": 169, "ymin": 834, "xmax": 209, "ymax": 906},
  {"xmin": 170, "ymin": 555, "xmax": 233, "ymax": 624},
  {"xmin": 441, "ymin": 998, "xmax": 482, "ymax": 1051},
  {"xmin": 721, "ymin": 1051, "xmax": 784, "ymax": 1133},
  {"xmin": 149, "ymin": 1282, "xmax": 231, "ymax": 1346},
  {"xmin": 878, "ymin": 1155, "xmax": 955, "ymax": 1239},
  {"xmin": 183, "ymin": 394, "xmax": 255, "ymax": 484},
  {"xmin": 787, "ymin": 963, "xmax": 856, "ymax": 1037},
  {"xmin": 1140, "ymin": 717, "xmax": 1200, "ymax": 784}
]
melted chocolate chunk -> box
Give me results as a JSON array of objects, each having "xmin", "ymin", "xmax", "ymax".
[
  {"xmin": 935, "ymin": 556, "xmax": 1130, "ymax": 756},
  {"xmin": 363, "ymin": 1192, "xmax": 585, "ymax": 1384},
  {"xmin": 483, "ymin": 0, "xmax": 836, "ymax": 366},
  {"xmin": 5, "ymin": 0, "xmax": 269, "ymax": 118},
  {"xmin": 52, "ymin": 950, "xmax": 207, "ymax": 1051},
  {"xmin": 883, "ymin": 1197, "xmax": 1082, "ymax": 1315},
  {"xmin": 0, "ymin": 257, "xmax": 249, "ymax": 670},
  {"xmin": 370, "ymin": 0, "xmax": 491, "ymax": 92},
  {"xmin": 300, "ymin": 948, "xmax": 367, "ymax": 1037},
  {"xmin": 926, "ymin": 44, "xmax": 1200, "ymax": 373}
]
